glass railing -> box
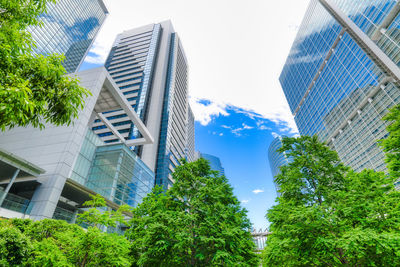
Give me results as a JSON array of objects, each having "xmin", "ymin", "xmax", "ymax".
[
  {"xmin": 52, "ymin": 206, "xmax": 76, "ymax": 223},
  {"xmin": 0, "ymin": 191, "xmax": 31, "ymax": 214}
]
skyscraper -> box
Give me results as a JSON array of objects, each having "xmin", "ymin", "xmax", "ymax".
[
  {"xmin": 200, "ymin": 153, "xmax": 225, "ymax": 176},
  {"xmin": 268, "ymin": 136, "xmax": 291, "ymax": 195},
  {"xmin": 28, "ymin": 0, "xmax": 108, "ymax": 73},
  {"xmin": 280, "ymin": 0, "xmax": 400, "ymax": 173},
  {"xmin": 94, "ymin": 21, "xmax": 191, "ymax": 189}
]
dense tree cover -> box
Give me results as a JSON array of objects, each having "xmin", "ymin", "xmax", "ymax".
[
  {"xmin": 0, "ymin": 0, "xmax": 90, "ymax": 130},
  {"xmin": 0, "ymin": 159, "xmax": 257, "ymax": 266},
  {"xmin": 0, "ymin": 218, "xmax": 130, "ymax": 266},
  {"xmin": 126, "ymin": 158, "xmax": 258, "ymax": 267},
  {"xmin": 262, "ymin": 136, "xmax": 400, "ymax": 266}
]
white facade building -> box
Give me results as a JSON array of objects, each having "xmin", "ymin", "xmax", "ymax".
[{"xmin": 0, "ymin": 68, "xmax": 154, "ymax": 222}]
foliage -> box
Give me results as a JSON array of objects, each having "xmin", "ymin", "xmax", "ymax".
[
  {"xmin": 263, "ymin": 136, "xmax": 400, "ymax": 266},
  {"xmin": 0, "ymin": 0, "xmax": 90, "ymax": 130},
  {"xmin": 77, "ymin": 194, "xmax": 131, "ymax": 229},
  {"xmin": 71, "ymin": 227, "xmax": 130, "ymax": 267},
  {"xmin": 0, "ymin": 225, "xmax": 31, "ymax": 266},
  {"xmin": 0, "ymin": 218, "xmax": 130, "ymax": 266},
  {"xmin": 126, "ymin": 158, "xmax": 259, "ymax": 267},
  {"xmin": 380, "ymin": 104, "xmax": 400, "ymax": 180}
]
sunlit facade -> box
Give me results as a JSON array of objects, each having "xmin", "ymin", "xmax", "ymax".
[
  {"xmin": 280, "ymin": 0, "xmax": 400, "ymax": 172},
  {"xmin": 28, "ymin": 0, "xmax": 108, "ymax": 73}
]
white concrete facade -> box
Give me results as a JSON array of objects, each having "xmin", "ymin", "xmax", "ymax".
[{"xmin": 0, "ymin": 67, "xmax": 152, "ymax": 219}]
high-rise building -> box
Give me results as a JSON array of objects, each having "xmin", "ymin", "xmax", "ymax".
[
  {"xmin": 280, "ymin": 0, "xmax": 400, "ymax": 173},
  {"xmin": 28, "ymin": 0, "xmax": 108, "ymax": 73},
  {"xmin": 0, "ymin": 68, "xmax": 155, "ymax": 224},
  {"xmin": 94, "ymin": 21, "xmax": 191, "ymax": 189},
  {"xmin": 200, "ymin": 153, "xmax": 225, "ymax": 176},
  {"xmin": 186, "ymin": 106, "xmax": 196, "ymax": 162},
  {"xmin": 268, "ymin": 137, "xmax": 291, "ymax": 195}
]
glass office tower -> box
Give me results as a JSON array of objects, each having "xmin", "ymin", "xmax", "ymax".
[
  {"xmin": 200, "ymin": 153, "xmax": 225, "ymax": 176},
  {"xmin": 268, "ymin": 137, "xmax": 291, "ymax": 195},
  {"xmin": 28, "ymin": 0, "xmax": 108, "ymax": 73},
  {"xmin": 280, "ymin": 0, "xmax": 400, "ymax": 172},
  {"xmin": 94, "ymin": 21, "xmax": 192, "ymax": 189}
]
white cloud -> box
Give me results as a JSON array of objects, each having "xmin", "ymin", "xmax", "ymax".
[
  {"xmin": 271, "ymin": 132, "xmax": 280, "ymax": 138},
  {"xmin": 242, "ymin": 123, "xmax": 253, "ymax": 130},
  {"xmin": 84, "ymin": 41, "xmax": 109, "ymax": 64},
  {"xmin": 189, "ymin": 98, "xmax": 229, "ymax": 126},
  {"xmin": 221, "ymin": 123, "xmax": 254, "ymax": 137},
  {"xmin": 252, "ymin": 189, "xmax": 264, "ymax": 194},
  {"xmin": 259, "ymin": 125, "xmax": 271, "ymax": 131},
  {"xmin": 81, "ymin": 0, "xmax": 307, "ymax": 133},
  {"xmin": 241, "ymin": 199, "xmax": 250, "ymax": 204},
  {"xmin": 219, "ymin": 133, "xmax": 223, "ymax": 136}
]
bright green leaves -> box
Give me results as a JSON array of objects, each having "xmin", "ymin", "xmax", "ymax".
[
  {"xmin": 77, "ymin": 194, "xmax": 131, "ymax": 229},
  {"xmin": 263, "ymin": 136, "xmax": 400, "ymax": 266},
  {"xmin": 0, "ymin": 218, "xmax": 131, "ymax": 267},
  {"xmin": 0, "ymin": 225, "xmax": 32, "ymax": 266},
  {"xmin": 126, "ymin": 158, "xmax": 259, "ymax": 267},
  {"xmin": 0, "ymin": 0, "xmax": 90, "ymax": 131},
  {"xmin": 276, "ymin": 135, "xmax": 349, "ymax": 206},
  {"xmin": 380, "ymin": 104, "xmax": 400, "ymax": 180}
]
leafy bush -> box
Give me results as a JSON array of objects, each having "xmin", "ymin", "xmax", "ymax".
[{"xmin": 0, "ymin": 226, "xmax": 31, "ymax": 266}]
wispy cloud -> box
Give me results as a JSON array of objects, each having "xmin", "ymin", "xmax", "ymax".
[
  {"xmin": 84, "ymin": 41, "xmax": 109, "ymax": 65},
  {"xmin": 259, "ymin": 125, "xmax": 271, "ymax": 130},
  {"xmin": 241, "ymin": 199, "xmax": 250, "ymax": 204},
  {"xmin": 252, "ymin": 189, "xmax": 264, "ymax": 194},
  {"xmin": 190, "ymin": 98, "xmax": 229, "ymax": 126},
  {"xmin": 229, "ymin": 106, "xmax": 298, "ymax": 135},
  {"xmin": 221, "ymin": 123, "xmax": 254, "ymax": 137},
  {"xmin": 271, "ymin": 132, "xmax": 280, "ymax": 138}
]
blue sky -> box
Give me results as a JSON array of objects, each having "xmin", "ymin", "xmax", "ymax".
[{"xmin": 193, "ymin": 102, "xmax": 295, "ymax": 229}]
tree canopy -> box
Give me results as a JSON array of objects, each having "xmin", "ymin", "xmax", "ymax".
[
  {"xmin": 380, "ymin": 104, "xmax": 400, "ymax": 182},
  {"xmin": 263, "ymin": 136, "xmax": 400, "ymax": 266},
  {"xmin": 126, "ymin": 158, "xmax": 259, "ymax": 267},
  {"xmin": 0, "ymin": 0, "xmax": 90, "ymax": 130},
  {"xmin": 0, "ymin": 218, "xmax": 131, "ymax": 266},
  {"xmin": 0, "ymin": 159, "xmax": 257, "ymax": 266}
]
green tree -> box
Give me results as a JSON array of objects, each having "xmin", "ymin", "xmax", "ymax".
[
  {"xmin": 0, "ymin": 218, "xmax": 131, "ymax": 266},
  {"xmin": 126, "ymin": 158, "xmax": 258, "ymax": 267},
  {"xmin": 380, "ymin": 104, "xmax": 400, "ymax": 180},
  {"xmin": 0, "ymin": 0, "xmax": 90, "ymax": 130},
  {"xmin": 263, "ymin": 136, "xmax": 400, "ymax": 266},
  {"xmin": 0, "ymin": 225, "xmax": 31, "ymax": 266},
  {"xmin": 77, "ymin": 194, "xmax": 131, "ymax": 229}
]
